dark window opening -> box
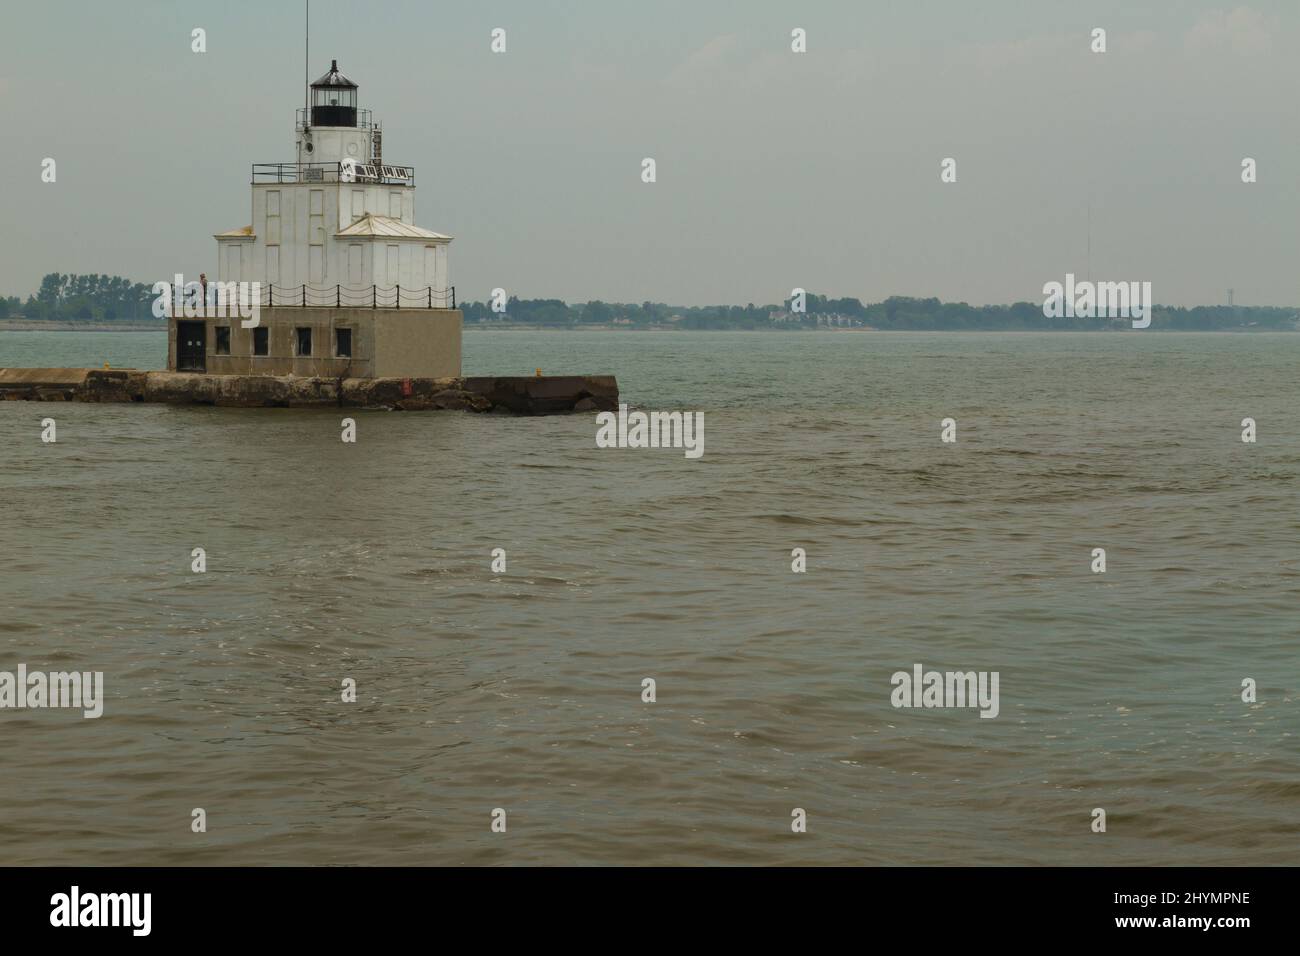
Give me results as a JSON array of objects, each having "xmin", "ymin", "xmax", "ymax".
[
  {"xmin": 296, "ymin": 327, "xmax": 312, "ymax": 356},
  {"xmin": 335, "ymin": 328, "xmax": 352, "ymax": 358},
  {"xmin": 252, "ymin": 327, "xmax": 269, "ymax": 356},
  {"xmin": 215, "ymin": 326, "xmax": 231, "ymax": 355}
]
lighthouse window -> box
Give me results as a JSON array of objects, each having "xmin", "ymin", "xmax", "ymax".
[
  {"xmin": 313, "ymin": 88, "xmax": 356, "ymax": 109},
  {"xmin": 296, "ymin": 327, "xmax": 313, "ymax": 356},
  {"xmin": 335, "ymin": 328, "xmax": 352, "ymax": 358},
  {"xmin": 214, "ymin": 326, "xmax": 231, "ymax": 355},
  {"xmin": 252, "ymin": 327, "xmax": 269, "ymax": 356}
]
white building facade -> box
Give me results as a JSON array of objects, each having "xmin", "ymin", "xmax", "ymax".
[{"xmin": 215, "ymin": 60, "xmax": 452, "ymax": 308}]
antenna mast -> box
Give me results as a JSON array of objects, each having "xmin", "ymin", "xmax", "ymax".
[{"xmin": 305, "ymin": 0, "xmax": 310, "ymax": 124}]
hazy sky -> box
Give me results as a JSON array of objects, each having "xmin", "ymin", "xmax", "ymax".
[{"xmin": 2, "ymin": 0, "xmax": 1297, "ymax": 306}]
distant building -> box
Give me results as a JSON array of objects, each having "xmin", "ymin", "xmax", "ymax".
[{"xmin": 169, "ymin": 60, "xmax": 461, "ymax": 379}]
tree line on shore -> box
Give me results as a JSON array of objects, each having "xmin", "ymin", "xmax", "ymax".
[
  {"xmin": 462, "ymin": 293, "xmax": 1298, "ymax": 331},
  {"xmin": 4, "ymin": 275, "xmax": 1297, "ymax": 331},
  {"xmin": 0, "ymin": 273, "xmax": 157, "ymax": 323}
]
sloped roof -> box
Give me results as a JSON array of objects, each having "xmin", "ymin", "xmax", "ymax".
[
  {"xmin": 215, "ymin": 225, "xmax": 254, "ymax": 238},
  {"xmin": 312, "ymin": 60, "xmax": 357, "ymax": 88},
  {"xmin": 336, "ymin": 214, "xmax": 450, "ymax": 241}
]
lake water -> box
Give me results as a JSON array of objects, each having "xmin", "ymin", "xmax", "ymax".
[{"xmin": 1, "ymin": 329, "xmax": 1296, "ymax": 865}]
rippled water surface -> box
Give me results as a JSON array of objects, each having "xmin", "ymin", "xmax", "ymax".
[{"xmin": 1, "ymin": 330, "xmax": 1297, "ymax": 865}]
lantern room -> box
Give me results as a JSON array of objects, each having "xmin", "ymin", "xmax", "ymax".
[{"xmin": 310, "ymin": 59, "xmax": 358, "ymax": 127}]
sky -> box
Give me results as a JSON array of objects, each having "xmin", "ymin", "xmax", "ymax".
[{"xmin": 1, "ymin": 0, "xmax": 1297, "ymax": 307}]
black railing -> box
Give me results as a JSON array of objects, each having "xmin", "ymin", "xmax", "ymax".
[
  {"xmin": 251, "ymin": 162, "xmax": 414, "ymax": 185},
  {"xmin": 259, "ymin": 285, "xmax": 456, "ymax": 309}
]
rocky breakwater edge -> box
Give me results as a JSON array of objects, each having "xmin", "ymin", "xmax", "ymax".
[{"xmin": 0, "ymin": 369, "xmax": 619, "ymax": 415}]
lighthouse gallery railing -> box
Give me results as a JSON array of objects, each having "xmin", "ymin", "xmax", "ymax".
[
  {"xmin": 251, "ymin": 162, "xmax": 414, "ymax": 185},
  {"xmin": 255, "ymin": 285, "xmax": 456, "ymax": 309}
]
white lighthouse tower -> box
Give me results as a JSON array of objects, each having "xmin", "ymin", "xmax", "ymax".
[
  {"xmin": 215, "ymin": 59, "xmax": 452, "ymax": 298},
  {"xmin": 173, "ymin": 60, "xmax": 462, "ymax": 379}
]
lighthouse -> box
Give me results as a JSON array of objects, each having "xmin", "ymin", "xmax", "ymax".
[{"xmin": 169, "ymin": 60, "xmax": 461, "ymax": 379}]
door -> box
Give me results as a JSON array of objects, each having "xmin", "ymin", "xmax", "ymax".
[{"xmin": 177, "ymin": 321, "xmax": 206, "ymax": 372}]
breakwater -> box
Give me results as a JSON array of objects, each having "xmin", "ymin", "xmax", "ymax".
[{"xmin": 0, "ymin": 367, "xmax": 617, "ymax": 414}]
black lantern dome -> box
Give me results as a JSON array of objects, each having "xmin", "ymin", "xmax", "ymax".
[{"xmin": 310, "ymin": 59, "xmax": 358, "ymax": 127}]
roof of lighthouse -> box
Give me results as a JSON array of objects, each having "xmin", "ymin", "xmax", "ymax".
[
  {"xmin": 337, "ymin": 214, "xmax": 451, "ymax": 241},
  {"xmin": 311, "ymin": 60, "xmax": 358, "ymax": 88}
]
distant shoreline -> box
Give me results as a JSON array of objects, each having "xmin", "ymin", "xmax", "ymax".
[
  {"xmin": 0, "ymin": 320, "xmax": 164, "ymax": 332},
  {"xmin": 0, "ymin": 320, "xmax": 1294, "ymax": 334}
]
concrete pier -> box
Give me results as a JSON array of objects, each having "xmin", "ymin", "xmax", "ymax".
[{"xmin": 0, "ymin": 368, "xmax": 618, "ymax": 415}]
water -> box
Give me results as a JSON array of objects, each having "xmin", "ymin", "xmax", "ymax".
[{"xmin": 1, "ymin": 330, "xmax": 1297, "ymax": 865}]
